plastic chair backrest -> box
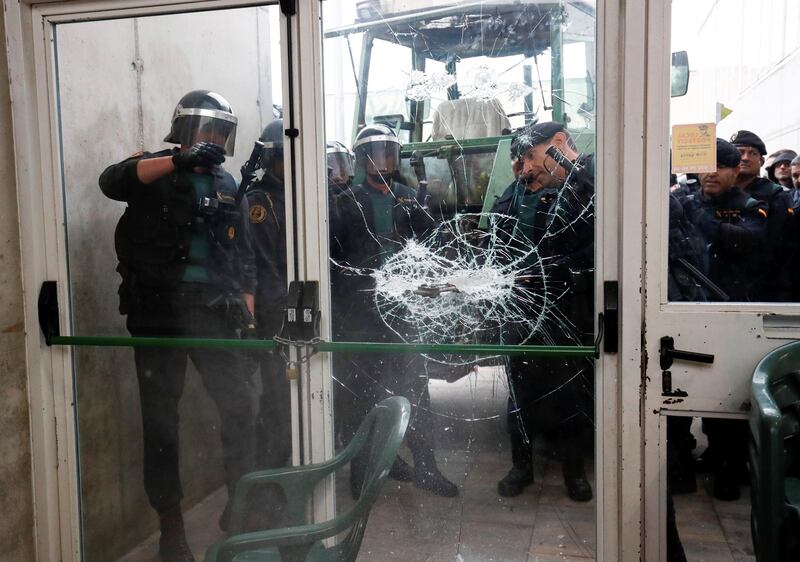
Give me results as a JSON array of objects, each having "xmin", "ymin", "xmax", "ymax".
[
  {"xmin": 750, "ymin": 341, "xmax": 800, "ymax": 561},
  {"xmin": 325, "ymin": 395, "xmax": 410, "ymax": 561}
]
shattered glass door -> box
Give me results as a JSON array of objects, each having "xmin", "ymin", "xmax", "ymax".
[{"xmin": 323, "ymin": 1, "xmax": 598, "ymax": 558}]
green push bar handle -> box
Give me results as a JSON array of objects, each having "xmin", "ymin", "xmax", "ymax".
[{"xmin": 47, "ymin": 335, "xmax": 595, "ymax": 358}]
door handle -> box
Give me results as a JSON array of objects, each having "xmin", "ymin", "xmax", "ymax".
[{"xmin": 659, "ymin": 336, "xmax": 714, "ymax": 370}]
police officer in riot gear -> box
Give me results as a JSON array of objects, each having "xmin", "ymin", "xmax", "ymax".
[
  {"xmin": 492, "ymin": 122, "xmax": 595, "ymax": 502},
  {"xmin": 330, "ymin": 123, "xmax": 458, "ymax": 498},
  {"xmin": 245, "ymin": 119, "xmax": 291, "ymax": 472},
  {"xmin": 326, "ymin": 140, "xmax": 354, "ymax": 195},
  {"xmin": 99, "ymin": 90, "xmax": 256, "ymax": 562}
]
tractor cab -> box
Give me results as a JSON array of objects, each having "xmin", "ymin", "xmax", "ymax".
[{"xmin": 323, "ymin": 0, "xmax": 597, "ymax": 218}]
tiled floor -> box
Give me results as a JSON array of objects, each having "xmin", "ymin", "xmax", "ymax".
[
  {"xmin": 119, "ymin": 369, "xmax": 753, "ymax": 561},
  {"xmin": 673, "ymin": 476, "xmax": 755, "ymax": 562}
]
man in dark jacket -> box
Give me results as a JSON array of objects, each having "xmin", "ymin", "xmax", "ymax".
[
  {"xmin": 681, "ymin": 138, "xmax": 768, "ymax": 302},
  {"xmin": 330, "ymin": 123, "xmax": 458, "ymax": 498},
  {"xmin": 492, "ymin": 122, "xmax": 595, "ymax": 502},
  {"xmin": 99, "ymin": 90, "xmax": 256, "ymax": 562},
  {"xmin": 730, "ymin": 130, "xmax": 793, "ymax": 300},
  {"xmin": 680, "ymin": 139, "xmax": 768, "ymax": 500}
]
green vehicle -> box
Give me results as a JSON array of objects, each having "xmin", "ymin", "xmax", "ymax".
[
  {"xmin": 323, "ymin": 0, "xmax": 598, "ymax": 217},
  {"xmin": 323, "ymin": 0, "xmax": 688, "ymax": 217}
]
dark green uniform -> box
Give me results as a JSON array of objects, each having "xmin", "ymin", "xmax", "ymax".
[
  {"xmin": 329, "ymin": 181, "xmax": 437, "ymax": 469},
  {"xmin": 99, "ymin": 149, "xmax": 257, "ymax": 514},
  {"xmin": 491, "ymin": 156, "xmax": 595, "ymax": 487}
]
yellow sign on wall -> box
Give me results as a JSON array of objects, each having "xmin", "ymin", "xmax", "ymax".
[{"xmin": 672, "ymin": 123, "xmax": 717, "ymax": 173}]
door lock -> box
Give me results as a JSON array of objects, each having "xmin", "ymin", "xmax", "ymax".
[{"xmin": 659, "ymin": 336, "xmax": 714, "ymax": 370}]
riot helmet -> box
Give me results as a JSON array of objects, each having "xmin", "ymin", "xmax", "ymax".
[
  {"xmin": 258, "ymin": 119, "xmax": 284, "ymax": 171},
  {"xmin": 353, "ymin": 123, "xmax": 401, "ymax": 186},
  {"xmin": 164, "ymin": 90, "xmax": 237, "ymax": 156},
  {"xmin": 326, "ymin": 140, "xmax": 354, "ymax": 189}
]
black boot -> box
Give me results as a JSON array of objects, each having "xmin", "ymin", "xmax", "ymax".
[
  {"xmin": 389, "ymin": 456, "xmax": 414, "ymax": 482},
  {"xmin": 218, "ymin": 499, "xmax": 232, "ymax": 532},
  {"xmin": 563, "ymin": 456, "xmax": 592, "ymax": 502},
  {"xmin": 406, "ymin": 408, "xmax": 458, "ymax": 497},
  {"xmin": 414, "ymin": 460, "xmax": 459, "ymax": 497},
  {"xmin": 158, "ymin": 506, "xmax": 195, "ymax": 562},
  {"xmin": 712, "ymin": 459, "xmax": 741, "ymax": 501},
  {"xmin": 497, "ymin": 464, "xmax": 534, "ymax": 497}
]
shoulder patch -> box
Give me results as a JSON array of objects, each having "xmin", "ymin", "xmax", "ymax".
[
  {"xmin": 250, "ymin": 204, "xmax": 267, "ymax": 224},
  {"xmin": 129, "ymin": 151, "xmax": 145, "ymax": 159}
]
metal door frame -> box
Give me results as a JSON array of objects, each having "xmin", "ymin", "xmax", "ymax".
[
  {"xmin": 5, "ymin": 0, "xmax": 648, "ymax": 559},
  {"xmin": 4, "ymin": 2, "xmax": 297, "ymax": 560},
  {"xmin": 639, "ymin": 0, "xmax": 800, "ymax": 559}
]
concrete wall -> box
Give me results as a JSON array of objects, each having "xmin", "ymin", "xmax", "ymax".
[
  {"xmin": 0, "ymin": 5, "xmax": 36, "ymax": 562},
  {"xmin": 53, "ymin": 6, "xmax": 281, "ymax": 560}
]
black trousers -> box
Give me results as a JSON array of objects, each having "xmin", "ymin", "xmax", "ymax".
[
  {"xmin": 127, "ymin": 288, "xmax": 256, "ymax": 513},
  {"xmin": 253, "ymin": 309, "xmax": 292, "ymax": 469},
  {"xmin": 335, "ymin": 351, "xmax": 436, "ymax": 465},
  {"xmin": 506, "ymin": 355, "xmax": 594, "ymax": 469},
  {"xmin": 255, "ymin": 353, "xmax": 292, "ymax": 469}
]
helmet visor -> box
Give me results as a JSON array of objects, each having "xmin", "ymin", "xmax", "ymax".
[
  {"xmin": 327, "ymin": 150, "xmax": 354, "ymax": 183},
  {"xmin": 258, "ymin": 141, "xmax": 284, "ymax": 170},
  {"xmin": 170, "ymin": 108, "xmax": 238, "ymax": 156},
  {"xmin": 355, "ymin": 140, "xmax": 400, "ymax": 175}
]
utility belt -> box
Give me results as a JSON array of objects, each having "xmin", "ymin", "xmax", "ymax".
[
  {"xmin": 122, "ymin": 280, "xmax": 224, "ymax": 309},
  {"xmin": 195, "ymin": 191, "xmax": 241, "ymax": 248},
  {"xmin": 119, "ymin": 271, "xmax": 251, "ymax": 325}
]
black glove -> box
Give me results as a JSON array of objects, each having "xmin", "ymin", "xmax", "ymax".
[{"xmin": 172, "ymin": 142, "xmax": 225, "ymax": 171}]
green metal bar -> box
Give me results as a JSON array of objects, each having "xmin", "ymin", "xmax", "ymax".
[
  {"xmin": 48, "ymin": 335, "xmax": 594, "ymax": 357},
  {"xmin": 317, "ymin": 341, "xmax": 595, "ymax": 357},
  {"xmin": 401, "ymin": 135, "xmax": 510, "ymax": 157},
  {"xmin": 48, "ymin": 335, "xmax": 277, "ymax": 350}
]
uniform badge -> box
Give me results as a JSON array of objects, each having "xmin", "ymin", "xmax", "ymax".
[
  {"xmin": 250, "ymin": 204, "xmax": 267, "ymax": 224},
  {"xmin": 227, "ymin": 226, "xmax": 236, "ymax": 240}
]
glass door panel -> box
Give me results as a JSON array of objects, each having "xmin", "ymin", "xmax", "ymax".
[
  {"xmin": 53, "ymin": 5, "xmax": 290, "ymax": 560},
  {"xmin": 322, "ymin": 1, "xmax": 598, "ymax": 559}
]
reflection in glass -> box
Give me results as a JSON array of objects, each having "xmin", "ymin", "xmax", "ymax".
[{"xmin": 324, "ymin": 1, "xmax": 597, "ymax": 558}]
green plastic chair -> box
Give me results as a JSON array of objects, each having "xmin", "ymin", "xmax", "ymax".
[
  {"xmin": 749, "ymin": 341, "xmax": 800, "ymax": 561},
  {"xmin": 204, "ymin": 396, "xmax": 410, "ymax": 562}
]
